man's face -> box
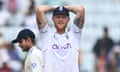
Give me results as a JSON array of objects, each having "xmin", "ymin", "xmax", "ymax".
[
  {"xmin": 19, "ymin": 39, "xmax": 29, "ymax": 51},
  {"xmin": 52, "ymin": 15, "xmax": 69, "ymax": 31}
]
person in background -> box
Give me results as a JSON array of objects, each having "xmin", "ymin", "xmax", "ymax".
[
  {"xmin": 93, "ymin": 27, "xmax": 114, "ymax": 72},
  {"xmin": 12, "ymin": 29, "xmax": 43, "ymax": 72},
  {"xmin": 22, "ymin": 0, "xmax": 39, "ymax": 39},
  {"xmin": 107, "ymin": 41, "xmax": 120, "ymax": 72},
  {"xmin": 0, "ymin": 62, "xmax": 13, "ymax": 72},
  {"xmin": 0, "ymin": 0, "xmax": 10, "ymax": 27},
  {"xmin": 0, "ymin": 34, "xmax": 10, "ymax": 67},
  {"xmin": 7, "ymin": 0, "xmax": 24, "ymax": 27}
]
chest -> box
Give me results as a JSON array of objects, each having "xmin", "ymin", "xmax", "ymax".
[{"xmin": 41, "ymin": 32, "xmax": 80, "ymax": 55}]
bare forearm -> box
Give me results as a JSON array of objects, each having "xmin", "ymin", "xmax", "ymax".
[
  {"xmin": 36, "ymin": 6, "xmax": 56, "ymax": 29},
  {"xmin": 74, "ymin": 14, "xmax": 84, "ymax": 28},
  {"xmin": 65, "ymin": 6, "xmax": 85, "ymax": 28},
  {"xmin": 36, "ymin": 9, "xmax": 46, "ymax": 29},
  {"xmin": 65, "ymin": 6, "xmax": 81, "ymax": 14}
]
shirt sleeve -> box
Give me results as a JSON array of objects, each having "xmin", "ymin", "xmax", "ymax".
[
  {"xmin": 29, "ymin": 54, "xmax": 43, "ymax": 72},
  {"xmin": 39, "ymin": 24, "xmax": 52, "ymax": 42},
  {"xmin": 39, "ymin": 23, "xmax": 49, "ymax": 33},
  {"xmin": 68, "ymin": 24, "xmax": 82, "ymax": 51},
  {"xmin": 70, "ymin": 24, "xmax": 82, "ymax": 33}
]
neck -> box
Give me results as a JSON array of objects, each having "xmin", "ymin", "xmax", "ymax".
[
  {"xmin": 29, "ymin": 42, "xmax": 34, "ymax": 49},
  {"xmin": 57, "ymin": 29, "xmax": 65, "ymax": 34}
]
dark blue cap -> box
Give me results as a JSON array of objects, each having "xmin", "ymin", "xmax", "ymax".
[
  {"xmin": 53, "ymin": 6, "xmax": 69, "ymax": 16},
  {"xmin": 12, "ymin": 29, "xmax": 35, "ymax": 43}
]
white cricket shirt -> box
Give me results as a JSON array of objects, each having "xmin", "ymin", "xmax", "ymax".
[
  {"xmin": 40, "ymin": 24, "xmax": 82, "ymax": 72},
  {"xmin": 24, "ymin": 46, "xmax": 43, "ymax": 72}
]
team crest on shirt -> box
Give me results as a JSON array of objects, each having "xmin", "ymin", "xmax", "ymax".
[{"xmin": 31, "ymin": 63, "xmax": 37, "ymax": 68}]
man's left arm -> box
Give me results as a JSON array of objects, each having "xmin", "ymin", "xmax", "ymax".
[{"xmin": 65, "ymin": 6, "xmax": 85, "ymax": 29}]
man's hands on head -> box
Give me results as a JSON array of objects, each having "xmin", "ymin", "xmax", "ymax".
[
  {"xmin": 36, "ymin": 5, "xmax": 58, "ymax": 29},
  {"xmin": 36, "ymin": 5, "xmax": 85, "ymax": 29},
  {"xmin": 64, "ymin": 6, "xmax": 85, "ymax": 15},
  {"xmin": 36, "ymin": 6, "xmax": 58, "ymax": 12},
  {"xmin": 64, "ymin": 6, "xmax": 85, "ymax": 28}
]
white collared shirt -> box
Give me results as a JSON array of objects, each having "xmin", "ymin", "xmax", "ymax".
[
  {"xmin": 40, "ymin": 24, "xmax": 82, "ymax": 72},
  {"xmin": 24, "ymin": 46, "xmax": 43, "ymax": 72}
]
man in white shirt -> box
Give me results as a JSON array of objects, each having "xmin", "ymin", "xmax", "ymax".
[
  {"xmin": 36, "ymin": 5, "xmax": 85, "ymax": 72},
  {"xmin": 12, "ymin": 29, "xmax": 43, "ymax": 72}
]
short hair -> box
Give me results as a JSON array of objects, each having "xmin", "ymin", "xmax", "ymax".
[{"xmin": 104, "ymin": 27, "xmax": 108, "ymax": 32}]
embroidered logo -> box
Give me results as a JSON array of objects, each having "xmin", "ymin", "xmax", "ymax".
[
  {"xmin": 52, "ymin": 43, "xmax": 71, "ymax": 49},
  {"xmin": 31, "ymin": 63, "xmax": 37, "ymax": 68}
]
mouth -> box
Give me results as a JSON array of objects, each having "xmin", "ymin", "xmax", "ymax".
[{"xmin": 58, "ymin": 22, "xmax": 64, "ymax": 25}]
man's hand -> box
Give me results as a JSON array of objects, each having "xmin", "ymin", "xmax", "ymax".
[
  {"xmin": 64, "ymin": 6, "xmax": 85, "ymax": 28},
  {"xmin": 36, "ymin": 6, "xmax": 57, "ymax": 29}
]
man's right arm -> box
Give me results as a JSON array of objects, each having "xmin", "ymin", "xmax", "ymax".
[{"xmin": 36, "ymin": 6, "xmax": 55, "ymax": 29}]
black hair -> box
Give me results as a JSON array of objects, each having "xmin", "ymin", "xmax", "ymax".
[
  {"xmin": 104, "ymin": 27, "xmax": 108, "ymax": 32},
  {"xmin": 21, "ymin": 36, "xmax": 36, "ymax": 45}
]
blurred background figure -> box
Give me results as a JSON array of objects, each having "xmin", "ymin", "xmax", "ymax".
[
  {"xmin": 6, "ymin": 0, "xmax": 24, "ymax": 27},
  {"xmin": 93, "ymin": 27, "xmax": 114, "ymax": 72},
  {"xmin": 0, "ymin": 34, "xmax": 10, "ymax": 67},
  {"xmin": 0, "ymin": 62, "xmax": 13, "ymax": 72},
  {"xmin": 107, "ymin": 41, "xmax": 120, "ymax": 72},
  {"xmin": 7, "ymin": 0, "xmax": 17, "ymax": 12},
  {"xmin": 0, "ymin": 34, "xmax": 22, "ymax": 72},
  {"xmin": 7, "ymin": 43, "xmax": 22, "ymax": 61},
  {"xmin": 0, "ymin": 0, "xmax": 10, "ymax": 27},
  {"xmin": 22, "ymin": 0, "xmax": 39, "ymax": 39},
  {"xmin": 22, "ymin": 0, "xmax": 35, "ymax": 27}
]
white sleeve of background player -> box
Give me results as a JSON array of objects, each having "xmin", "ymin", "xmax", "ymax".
[{"xmin": 29, "ymin": 55, "xmax": 43, "ymax": 72}]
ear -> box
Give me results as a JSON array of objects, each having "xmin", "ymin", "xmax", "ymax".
[{"xmin": 68, "ymin": 17, "xmax": 70, "ymax": 21}]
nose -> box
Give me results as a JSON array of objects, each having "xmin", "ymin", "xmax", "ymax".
[{"xmin": 59, "ymin": 17, "xmax": 64, "ymax": 21}]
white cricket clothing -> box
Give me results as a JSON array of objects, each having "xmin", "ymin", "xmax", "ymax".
[
  {"xmin": 0, "ymin": 10, "xmax": 10, "ymax": 26},
  {"xmin": 24, "ymin": 46, "xmax": 43, "ymax": 72},
  {"xmin": 40, "ymin": 24, "xmax": 82, "ymax": 72}
]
